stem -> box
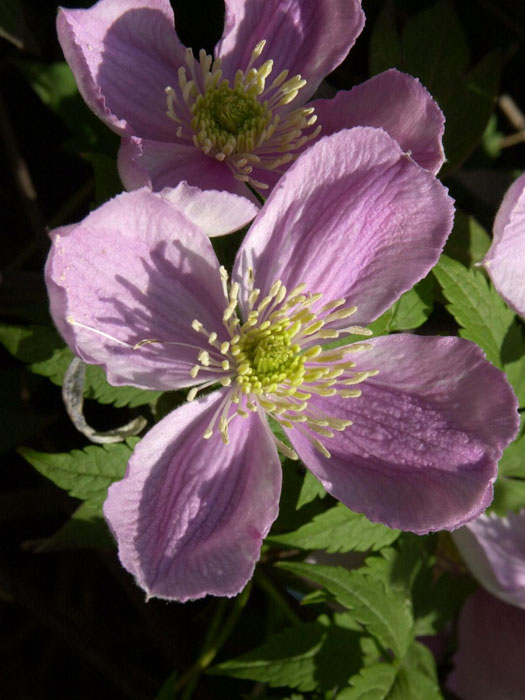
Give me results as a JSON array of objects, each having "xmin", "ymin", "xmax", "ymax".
[
  {"xmin": 175, "ymin": 582, "xmax": 252, "ymax": 699},
  {"xmin": 254, "ymin": 567, "xmax": 302, "ymax": 626}
]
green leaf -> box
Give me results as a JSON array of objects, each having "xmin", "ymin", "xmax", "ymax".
[
  {"xmin": 268, "ymin": 503, "xmax": 400, "ymax": 553},
  {"xmin": 491, "ymin": 476, "xmax": 525, "ymax": 516},
  {"xmin": 85, "ymin": 365, "xmax": 161, "ymax": 408},
  {"xmin": 17, "ymin": 60, "xmax": 119, "ymax": 154},
  {"xmin": 210, "ymin": 619, "xmax": 361, "ymax": 692},
  {"xmin": 498, "ymin": 420, "xmax": 525, "ymax": 478},
  {"xmin": 440, "ymin": 50, "xmax": 501, "ymax": 174},
  {"xmin": 369, "ymin": 3, "xmax": 403, "ymax": 76},
  {"xmin": 18, "ymin": 441, "xmax": 137, "ymax": 505},
  {"xmin": 295, "ymin": 470, "xmax": 327, "ymax": 509},
  {"xmin": 443, "ymin": 212, "xmax": 492, "ymax": 267},
  {"xmin": 0, "ymin": 323, "xmax": 160, "ymax": 407},
  {"xmin": 434, "ymin": 254, "xmax": 525, "ymax": 404},
  {"xmin": 277, "ymin": 563, "xmax": 413, "ymax": 658},
  {"xmin": 39, "ymin": 500, "xmax": 114, "ymax": 551},
  {"xmin": 372, "ymin": 1, "xmax": 500, "ymax": 172},
  {"xmin": 329, "ymin": 278, "xmax": 434, "ymax": 350},
  {"xmin": 340, "ymin": 656, "xmax": 442, "ymax": 699}
]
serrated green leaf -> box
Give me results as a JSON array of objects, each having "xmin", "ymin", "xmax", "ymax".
[
  {"xmin": 84, "ymin": 365, "xmax": 161, "ymax": 408},
  {"xmin": 277, "ymin": 563, "xmax": 413, "ymax": 658},
  {"xmin": 269, "ymin": 503, "xmax": 399, "ymax": 553},
  {"xmin": 340, "ymin": 641, "xmax": 442, "ymax": 700},
  {"xmin": 434, "ymin": 254, "xmax": 525, "ymax": 404},
  {"xmin": 18, "ymin": 441, "xmax": 137, "ymax": 505},
  {"xmin": 0, "ymin": 323, "xmax": 160, "ymax": 407},
  {"xmin": 295, "ymin": 470, "xmax": 326, "ymax": 509},
  {"xmin": 210, "ymin": 619, "xmax": 361, "ymax": 692}
]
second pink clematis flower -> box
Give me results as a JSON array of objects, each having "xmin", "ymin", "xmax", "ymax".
[
  {"xmin": 482, "ymin": 172, "xmax": 525, "ymax": 318},
  {"xmin": 45, "ymin": 129, "xmax": 518, "ymax": 601},
  {"xmin": 57, "ymin": 0, "xmax": 445, "ymax": 198}
]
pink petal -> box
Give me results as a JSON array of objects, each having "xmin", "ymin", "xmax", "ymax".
[
  {"xmin": 118, "ymin": 137, "xmax": 258, "ymax": 202},
  {"xmin": 448, "ymin": 591, "xmax": 525, "ymax": 700},
  {"xmin": 216, "ymin": 0, "xmax": 365, "ymax": 101},
  {"xmin": 159, "ymin": 182, "xmax": 259, "ymax": 237},
  {"xmin": 57, "ymin": 0, "xmax": 183, "ymax": 140},
  {"xmin": 311, "ymin": 69, "xmax": 445, "ymax": 174},
  {"xmin": 104, "ymin": 390, "xmax": 281, "ymax": 601},
  {"xmin": 45, "ymin": 188, "xmax": 228, "ymax": 390},
  {"xmin": 482, "ymin": 173, "xmax": 525, "ymax": 317},
  {"xmin": 234, "ymin": 128, "xmax": 454, "ymax": 327},
  {"xmin": 452, "ymin": 510, "xmax": 525, "ymax": 609},
  {"xmin": 286, "ymin": 334, "xmax": 519, "ymax": 533}
]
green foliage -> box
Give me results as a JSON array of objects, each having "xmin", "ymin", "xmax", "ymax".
[
  {"xmin": 277, "ymin": 563, "xmax": 414, "ymax": 658},
  {"xmin": 369, "ymin": 0, "xmax": 501, "ymax": 172},
  {"xmin": 295, "ymin": 470, "xmax": 327, "ymax": 509},
  {"xmin": 434, "ymin": 254, "xmax": 525, "ymax": 405},
  {"xmin": 18, "ymin": 440, "xmax": 136, "ymax": 505},
  {"xmin": 210, "ymin": 617, "xmax": 361, "ymax": 692},
  {"xmin": 339, "ymin": 642, "xmax": 443, "ymax": 699},
  {"xmin": 443, "ymin": 212, "xmax": 492, "ymax": 266},
  {"xmin": 18, "ymin": 60, "xmax": 119, "ymax": 155},
  {"xmin": 268, "ymin": 503, "xmax": 400, "ymax": 553},
  {"xmin": 329, "ymin": 277, "xmax": 434, "ymax": 350},
  {"xmin": 0, "ymin": 323, "xmax": 160, "ymax": 407}
]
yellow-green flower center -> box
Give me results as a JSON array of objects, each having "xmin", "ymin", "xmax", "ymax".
[
  {"xmin": 188, "ymin": 268, "xmax": 379, "ymax": 459},
  {"xmin": 165, "ymin": 41, "xmax": 321, "ymax": 190},
  {"xmin": 235, "ymin": 320, "xmax": 304, "ymax": 393},
  {"xmin": 194, "ymin": 85, "xmax": 265, "ymax": 137}
]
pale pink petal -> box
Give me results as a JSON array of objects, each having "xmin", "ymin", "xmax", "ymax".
[
  {"xmin": 482, "ymin": 173, "xmax": 525, "ymax": 317},
  {"xmin": 118, "ymin": 137, "xmax": 258, "ymax": 201},
  {"xmin": 45, "ymin": 189, "xmax": 228, "ymax": 390},
  {"xmin": 234, "ymin": 128, "xmax": 454, "ymax": 327},
  {"xmin": 104, "ymin": 390, "xmax": 281, "ymax": 601},
  {"xmin": 57, "ymin": 0, "xmax": 183, "ymax": 140},
  {"xmin": 452, "ymin": 510, "xmax": 525, "ymax": 609},
  {"xmin": 311, "ymin": 69, "xmax": 445, "ymax": 174},
  {"xmin": 159, "ymin": 182, "xmax": 259, "ymax": 237},
  {"xmin": 285, "ymin": 335, "xmax": 519, "ymax": 533},
  {"xmin": 448, "ymin": 591, "xmax": 525, "ymax": 700},
  {"xmin": 216, "ymin": 0, "xmax": 365, "ymax": 101}
]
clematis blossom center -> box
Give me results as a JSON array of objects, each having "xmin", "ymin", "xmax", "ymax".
[
  {"xmin": 165, "ymin": 41, "xmax": 321, "ymax": 190},
  {"xmin": 188, "ymin": 268, "xmax": 378, "ymax": 458}
]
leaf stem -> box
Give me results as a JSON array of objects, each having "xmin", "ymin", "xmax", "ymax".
[{"xmin": 175, "ymin": 582, "xmax": 252, "ymax": 699}]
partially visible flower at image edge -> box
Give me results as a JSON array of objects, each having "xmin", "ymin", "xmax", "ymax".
[
  {"xmin": 45, "ymin": 128, "xmax": 519, "ymax": 602},
  {"xmin": 482, "ymin": 171, "xmax": 525, "ymax": 318},
  {"xmin": 448, "ymin": 511, "xmax": 525, "ymax": 700},
  {"xmin": 57, "ymin": 0, "xmax": 445, "ymax": 199}
]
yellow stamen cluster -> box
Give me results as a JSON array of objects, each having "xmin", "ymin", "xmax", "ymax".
[
  {"xmin": 165, "ymin": 41, "xmax": 321, "ymax": 190},
  {"xmin": 188, "ymin": 268, "xmax": 378, "ymax": 459}
]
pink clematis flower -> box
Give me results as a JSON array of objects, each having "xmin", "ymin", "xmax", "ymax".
[
  {"xmin": 449, "ymin": 511, "xmax": 525, "ymax": 699},
  {"xmin": 482, "ymin": 172, "xmax": 525, "ymax": 318},
  {"xmin": 448, "ymin": 590, "xmax": 525, "ymax": 700},
  {"xmin": 57, "ymin": 0, "xmax": 445, "ymax": 198},
  {"xmin": 452, "ymin": 509, "xmax": 525, "ymax": 609},
  {"xmin": 45, "ymin": 129, "xmax": 518, "ymax": 601}
]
